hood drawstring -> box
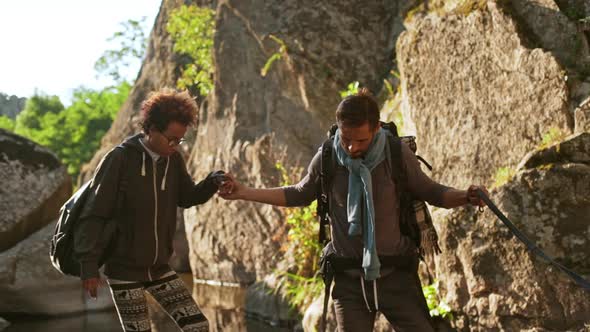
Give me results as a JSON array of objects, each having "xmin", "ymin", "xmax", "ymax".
[
  {"xmin": 141, "ymin": 152, "xmax": 146, "ymax": 176},
  {"xmin": 360, "ymin": 276, "xmax": 371, "ymax": 312},
  {"xmin": 373, "ymin": 280, "xmax": 379, "ymax": 311},
  {"xmin": 160, "ymin": 157, "xmax": 169, "ymax": 191},
  {"xmin": 360, "ymin": 277, "xmax": 379, "ymax": 312}
]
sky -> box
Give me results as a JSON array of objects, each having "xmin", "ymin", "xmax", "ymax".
[{"xmin": 0, "ymin": 0, "xmax": 162, "ymax": 106}]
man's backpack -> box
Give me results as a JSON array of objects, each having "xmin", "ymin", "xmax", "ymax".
[
  {"xmin": 49, "ymin": 146, "xmax": 127, "ymax": 277},
  {"xmin": 316, "ymin": 121, "xmax": 441, "ymax": 258}
]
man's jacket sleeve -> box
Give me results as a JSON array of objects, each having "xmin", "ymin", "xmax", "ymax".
[
  {"xmin": 402, "ymin": 143, "xmax": 450, "ymax": 206},
  {"xmin": 74, "ymin": 148, "xmax": 125, "ymax": 280},
  {"xmin": 283, "ymin": 149, "xmax": 321, "ymax": 207}
]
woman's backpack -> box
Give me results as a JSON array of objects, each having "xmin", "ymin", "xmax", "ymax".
[{"xmin": 49, "ymin": 146, "xmax": 127, "ymax": 277}]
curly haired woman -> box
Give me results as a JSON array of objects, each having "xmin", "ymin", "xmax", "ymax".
[{"xmin": 74, "ymin": 89, "xmax": 226, "ymax": 332}]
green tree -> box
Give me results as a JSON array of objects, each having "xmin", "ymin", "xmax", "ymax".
[
  {"xmin": 14, "ymin": 94, "xmax": 64, "ymax": 139},
  {"xmin": 0, "ymin": 115, "xmax": 15, "ymax": 131},
  {"xmin": 11, "ymin": 83, "xmax": 130, "ymax": 179},
  {"xmin": 94, "ymin": 17, "xmax": 149, "ymax": 83},
  {"xmin": 166, "ymin": 5, "xmax": 215, "ymax": 95},
  {"xmin": 10, "ymin": 16, "xmax": 143, "ymax": 181},
  {"xmin": 55, "ymin": 82, "xmax": 131, "ymax": 178}
]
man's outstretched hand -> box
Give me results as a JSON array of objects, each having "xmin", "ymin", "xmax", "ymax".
[
  {"xmin": 217, "ymin": 172, "xmax": 243, "ymax": 200},
  {"xmin": 466, "ymin": 185, "xmax": 489, "ymax": 208}
]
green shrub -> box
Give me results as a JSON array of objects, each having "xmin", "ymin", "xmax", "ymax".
[
  {"xmin": 539, "ymin": 127, "xmax": 566, "ymax": 150},
  {"xmin": 261, "ymin": 35, "xmax": 288, "ymax": 77},
  {"xmin": 340, "ymin": 81, "xmax": 360, "ymax": 98},
  {"xmin": 493, "ymin": 166, "xmax": 516, "ymax": 188},
  {"xmin": 274, "ymin": 162, "xmax": 323, "ymax": 310},
  {"xmin": 423, "ymin": 280, "xmax": 453, "ymax": 319},
  {"xmin": 167, "ymin": 5, "xmax": 215, "ymax": 96}
]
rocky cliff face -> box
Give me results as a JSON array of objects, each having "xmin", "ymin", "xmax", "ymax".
[
  {"xmin": 393, "ymin": 2, "xmax": 590, "ymax": 330},
  {"xmin": 184, "ymin": 0, "xmax": 413, "ymax": 283},
  {"xmin": 396, "ymin": 1, "xmax": 579, "ymax": 190},
  {"xmin": 429, "ymin": 133, "xmax": 590, "ymax": 331}
]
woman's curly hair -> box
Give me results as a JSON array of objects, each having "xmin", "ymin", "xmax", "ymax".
[{"xmin": 140, "ymin": 89, "xmax": 198, "ymax": 133}]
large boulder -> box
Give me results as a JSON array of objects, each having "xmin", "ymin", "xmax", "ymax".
[
  {"xmin": 0, "ymin": 222, "xmax": 113, "ymax": 316},
  {"xmin": 0, "ymin": 129, "xmax": 71, "ymax": 252},
  {"xmin": 185, "ymin": 0, "xmax": 413, "ymax": 283},
  {"xmin": 430, "ymin": 132, "xmax": 590, "ymax": 331},
  {"xmin": 396, "ymin": 1, "xmax": 572, "ymax": 190}
]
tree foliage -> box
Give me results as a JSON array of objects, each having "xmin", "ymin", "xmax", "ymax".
[
  {"xmin": 166, "ymin": 5, "xmax": 215, "ymax": 96},
  {"xmin": 339, "ymin": 81, "xmax": 360, "ymax": 98},
  {"xmin": 0, "ymin": 115, "xmax": 15, "ymax": 131},
  {"xmin": 6, "ymin": 15, "xmax": 148, "ymax": 181},
  {"xmin": 14, "ymin": 94, "xmax": 65, "ymax": 134},
  {"xmin": 57, "ymin": 82, "xmax": 131, "ymax": 177},
  {"xmin": 11, "ymin": 83, "xmax": 130, "ymax": 179},
  {"xmin": 94, "ymin": 17, "xmax": 149, "ymax": 83}
]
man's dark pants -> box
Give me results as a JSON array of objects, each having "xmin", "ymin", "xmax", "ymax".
[{"xmin": 332, "ymin": 257, "xmax": 435, "ymax": 332}]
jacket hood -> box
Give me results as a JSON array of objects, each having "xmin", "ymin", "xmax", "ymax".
[
  {"xmin": 120, "ymin": 133, "xmax": 146, "ymax": 152},
  {"xmin": 120, "ymin": 133, "xmax": 172, "ymax": 190}
]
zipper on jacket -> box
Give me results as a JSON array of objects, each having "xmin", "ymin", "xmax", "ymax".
[{"xmin": 150, "ymin": 159, "xmax": 159, "ymax": 281}]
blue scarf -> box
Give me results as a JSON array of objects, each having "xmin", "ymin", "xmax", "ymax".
[{"xmin": 333, "ymin": 128, "xmax": 388, "ymax": 280}]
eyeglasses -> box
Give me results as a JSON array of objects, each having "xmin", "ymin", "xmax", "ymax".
[{"xmin": 160, "ymin": 132, "xmax": 186, "ymax": 147}]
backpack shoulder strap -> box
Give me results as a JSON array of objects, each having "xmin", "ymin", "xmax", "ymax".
[
  {"xmin": 386, "ymin": 135, "xmax": 406, "ymax": 196},
  {"xmin": 318, "ymin": 137, "xmax": 335, "ymax": 245},
  {"xmin": 380, "ymin": 121, "xmax": 399, "ymax": 138},
  {"xmin": 327, "ymin": 124, "xmax": 338, "ymax": 137}
]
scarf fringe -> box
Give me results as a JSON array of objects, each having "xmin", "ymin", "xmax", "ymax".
[{"xmin": 413, "ymin": 200, "xmax": 442, "ymax": 257}]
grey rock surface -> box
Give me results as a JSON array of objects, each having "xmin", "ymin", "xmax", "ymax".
[
  {"xmin": 0, "ymin": 129, "xmax": 71, "ymax": 252},
  {"xmin": 429, "ymin": 133, "xmax": 590, "ymax": 331},
  {"xmin": 397, "ymin": 1, "xmax": 571, "ymax": 190},
  {"xmin": 0, "ymin": 222, "xmax": 113, "ymax": 316}
]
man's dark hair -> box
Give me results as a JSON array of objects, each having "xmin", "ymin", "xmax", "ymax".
[
  {"xmin": 336, "ymin": 88, "xmax": 379, "ymax": 129},
  {"xmin": 140, "ymin": 89, "xmax": 198, "ymax": 133}
]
